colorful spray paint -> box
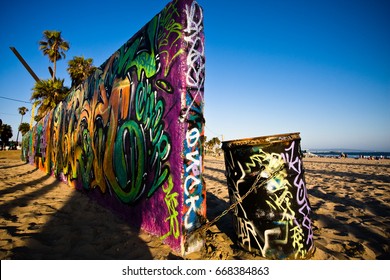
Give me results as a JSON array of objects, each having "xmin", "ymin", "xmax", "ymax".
[
  {"xmin": 222, "ymin": 133, "xmax": 314, "ymax": 259},
  {"xmin": 22, "ymin": 0, "xmax": 206, "ymax": 255}
]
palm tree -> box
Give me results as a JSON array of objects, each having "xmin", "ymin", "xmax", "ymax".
[
  {"xmin": 39, "ymin": 30, "xmax": 70, "ymax": 81},
  {"xmin": 16, "ymin": 106, "xmax": 29, "ymax": 145},
  {"xmin": 18, "ymin": 123, "xmax": 31, "ymax": 136},
  {"xmin": 31, "ymin": 78, "xmax": 69, "ymax": 121},
  {"xmin": 207, "ymin": 137, "xmax": 221, "ymax": 148},
  {"xmin": 67, "ymin": 56, "xmax": 96, "ymax": 87},
  {"xmin": 205, "ymin": 137, "xmax": 222, "ymax": 155}
]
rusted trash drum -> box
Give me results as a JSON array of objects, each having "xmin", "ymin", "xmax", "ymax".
[{"xmin": 222, "ymin": 132, "xmax": 314, "ymax": 259}]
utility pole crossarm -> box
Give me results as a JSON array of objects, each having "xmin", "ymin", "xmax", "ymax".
[
  {"xmin": 9, "ymin": 46, "xmax": 39, "ymax": 128},
  {"xmin": 9, "ymin": 46, "xmax": 40, "ymax": 82}
]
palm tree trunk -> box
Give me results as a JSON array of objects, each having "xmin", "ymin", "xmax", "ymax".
[
  {"xmin": 16, "ymin": 114, "xmax": 24, "ymax": 146},
  {"xmin": 52, "ymin": 59, "xmax": 56, "ymax": 81}
]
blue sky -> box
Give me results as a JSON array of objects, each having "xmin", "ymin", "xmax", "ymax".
[{"xmin": 1, "ymin": 0, "xmax": 389, "ymax": 151}]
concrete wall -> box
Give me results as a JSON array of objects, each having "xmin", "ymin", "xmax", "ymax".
[{"xmin": 22, "ymin": 0, "xmax": 206, "ymax": 255}]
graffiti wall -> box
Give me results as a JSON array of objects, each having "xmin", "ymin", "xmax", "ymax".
[
  {"xmin": 222, "ymin": 133, "xmax": 314, "ymax": 259},
  {"xmin": 22, "ymin": 0, "xmax": 206, "ymax": 255}
]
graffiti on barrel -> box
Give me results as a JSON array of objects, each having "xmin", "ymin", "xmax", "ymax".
[
  {"xmin": 22, "ymin": 0, "xmax": 206, "ymax": 254},
  {"xmin": 222, "ymin": 133, "xmax": 314, "ymax": 259}
]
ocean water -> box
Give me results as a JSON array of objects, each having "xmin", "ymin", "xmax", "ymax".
[{"xmin": 307, "ymin": 151, "xmax": 390, "ymax": 159}]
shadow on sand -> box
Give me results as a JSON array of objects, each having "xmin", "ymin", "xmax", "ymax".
[
  {"xmin": 203, "ymin": 164, "xmax": 236, "ymax": 242},
  {"xmin": 306, "ymin": 166, "xmax": 390, "ymax": 260},
  {"xmin": 0, "ymin": 160, "xmax": 154, "ymax": 260}
]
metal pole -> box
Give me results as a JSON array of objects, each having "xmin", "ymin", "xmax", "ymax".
[
  {"xmin": 9, "ymin": 46, "xmax": 40, "ymax": 125},
  {"xmin": 9, "ymin": 47, "xmax": 40, "ymax": 82}
]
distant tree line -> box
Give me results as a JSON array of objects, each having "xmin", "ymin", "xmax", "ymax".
[
  {"xmin": 0, "ymin": 122, "xmax": 13, "ymax": 150},
  {"xmin": 205, "ymin": 136, "xmax": 222, "ymax": 156},
  {"xmin": 0, "ymin": 109, "xmax": 30, "ymax": 149}
]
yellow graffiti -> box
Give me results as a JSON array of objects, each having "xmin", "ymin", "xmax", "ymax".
[
  {"xmin": 244, "ymin": 150, "xmax": 308, "ymax": 257},
  {"xmin": 265, "ymin": 181, "xmax": 296, "ymax": 223},
  {"xmin": 245, "ymin": 151, "xmax": 296, "ymax": 223},
  {"xmin": 161, "ymin": 176, "xmax": 180, "ymax": 240},
  {"xmin": 290, "ymin": 224, "xmax": 306, "ymax": 258},
  {"xmin": 159, "ymin": 0, "xmax": 185, "ymax": 77},
  {"xmin": 245, "ymin": 151, "xmax": 284, "ymax": 175}
]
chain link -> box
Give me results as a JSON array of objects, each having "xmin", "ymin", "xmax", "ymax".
[{"xmin": 189, "ymin": 163, "xmax": 286, "ymax": 237}]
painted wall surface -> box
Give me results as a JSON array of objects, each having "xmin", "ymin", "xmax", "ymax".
[
  {"xmin": 222, "ymin": 133, "xmax": 314, "ymax": 259},
  {"xmin": 22, "ymin": 0, "xmax": 206, "ymax": 255}
]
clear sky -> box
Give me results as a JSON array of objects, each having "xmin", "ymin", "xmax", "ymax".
[{"xmin": 1, "ymin": 0, "xmax": 389, "ymax": 151}]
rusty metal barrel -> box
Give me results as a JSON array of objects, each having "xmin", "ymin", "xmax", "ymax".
[{"xmin": 222, "ymin": 132, "xmax": 314, "ymax": 259}]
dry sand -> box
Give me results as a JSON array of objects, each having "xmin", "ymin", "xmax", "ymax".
[{"xmin": 0, "ymin": 150, "xmax": 389, "ymax": 260}]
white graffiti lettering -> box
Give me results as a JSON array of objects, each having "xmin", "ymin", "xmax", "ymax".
[
  {"xmin": 236, "ymin": 217, "xmax": 288, "ymax": 257},
  {"xmin": 184, "ymin": 174, "xmax": 201, "ymax": 194},
  {"xmin": 185, "ymin": 151, "xmax": 200, "ymax": 174},
  {"xmin": 184, "ymin": 194, "xmax": 200, "ymax": 229},
  {"xmin": 184, "ymin": 1, "xmax": 205, "ymax": 89},
  {"xmin": 186, "ymin": 127, "xmax": 200, "ymax": 147},
  {"xmin": 183, "ymin": 1, "xmax": 205, "ymax": 120},
  {"xmin": 183, "ymin": 127, "xmax": 202, "ymax": 230}
]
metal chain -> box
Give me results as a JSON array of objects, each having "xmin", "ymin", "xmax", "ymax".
[{"xmin": 190, "ymin": 163, "xmax": 286, "ymax": 237}]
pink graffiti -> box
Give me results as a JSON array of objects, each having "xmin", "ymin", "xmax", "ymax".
[{"xmin": 282, "ymin": 142, "xmax": 313, "ymax": 245}]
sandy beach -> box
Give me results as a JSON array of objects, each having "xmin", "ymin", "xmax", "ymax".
[{"xmin": 0, "ymin": 150, "xmax": 389, "ymax": 260}]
